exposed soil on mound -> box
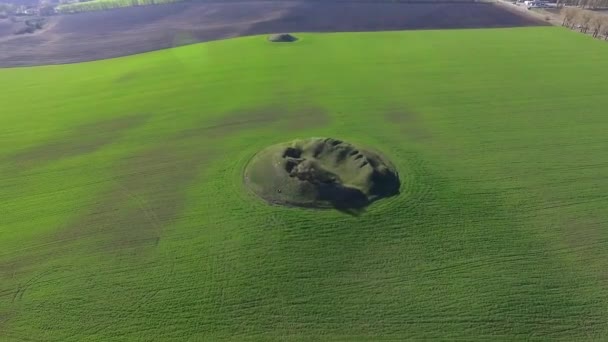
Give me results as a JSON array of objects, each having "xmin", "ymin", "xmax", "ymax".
[
  {"xmin": 0, "ymin": 1, "xmax": 546, "ymax": 67},
  {"xmin": 268, "ymin": 33, "xmax": 297, "ymax": 42},
  {"xmin": 245, "ymin": 138, "xmax": 400, "ymax": 209}
]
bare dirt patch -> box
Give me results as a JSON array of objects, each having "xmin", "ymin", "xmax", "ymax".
[
  {"xmin": 0, "ymin": 1, "xmax": 546, "ymax": 67},
  {"xmin": 9, "ymin": 114, "xmax": 148, "ymax": 170},
  {"xmin": 51, "ymin": 105, "xmax": 328, "ymax": 251},
  {"xmin": 114, "ymin": 71, "xmax": 141, "ymax": 83},
  {"xmin": 386, "ymin": 110, "xmax": 432, "ymax": 142},
  {"xmin": 181, "ymin": 105, "xmax": 329, "ymax": 139},
  {"xmin": 281, "ymin": 106, "xmax": 331, "ymax": 131},
  {"xmin": 184, "ymin": 107, "xmax": 285, "ymax": 139},
  {"xmin": 0, "ymin": 105, "xmax": 330, "ymax": 279},
  {"xmin": 0, "ymin": 133, "xmax": 212, "ymax": 289},
  {"xmin": 53, "ymin": 144, "xmax": 214, "ymax": 252}
]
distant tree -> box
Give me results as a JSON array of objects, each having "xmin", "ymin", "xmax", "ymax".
[
  {"xmin": 589, "ymin": 0, "xmax": 606, "ymax": 9},
  {"xmin": 589, "ymin": 13, "xmax": 605, "ymax": 37},
  {"xmin": 577, "ymin": 10, "xmax": 593, "ymax": 32},
  {"xmin": 602, "ymin": 17, "xmax": 608, "ymax": 39},
  {"xmin": 25, "ymin": 18, "xmax": 44, "ymax": 29},
  {"xmin": 575, "ymin": 0, "xmax": 608, "ymax": 9},
  {"xmin": 0, "ymin": 2, "xmax": 16, "ymax": 13},
  {"xmin": 39, "ymin": 5, "xmax": 55, "ymax": 16},
  {"xmin": 14, "ymin": 24, "xmax": 34, "ymax": 34},
  {"xmin": 561, "ymin": 7, "xmax": 579, "ymax": 27}
]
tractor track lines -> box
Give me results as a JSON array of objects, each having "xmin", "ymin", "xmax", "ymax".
[{"xmin": 11, "ymin": 269, "xmax": 56, "ymax": 304}]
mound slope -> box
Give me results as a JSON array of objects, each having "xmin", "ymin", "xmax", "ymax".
[
  {"xmin": 268, "ymin": 33, "xmax": 297, "ymax": 42},
  {"xmin": 244, "ymin": 138, "xmax": 400, "ymax": 209}
]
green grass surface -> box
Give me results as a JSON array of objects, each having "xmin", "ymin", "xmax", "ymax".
[{"xmin": 2, "ymin": 27, "xmax": 608, "ymax": 340}]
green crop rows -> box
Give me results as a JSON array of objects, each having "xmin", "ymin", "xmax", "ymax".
[{"xmin": 1, "ymin": 27, "xmax": 608, "ymax": 340}]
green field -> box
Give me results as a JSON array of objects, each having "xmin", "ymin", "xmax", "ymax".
[{"xmin": 2, "ymin": 26, "xmax": 608, "ymax": 340}]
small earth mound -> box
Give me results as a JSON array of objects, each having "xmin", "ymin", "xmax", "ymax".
[
  {"xmin": 244, "ymin": 138, "xmax": 400, "ymax": 209},
  {"xmin": 268, "ymin": 33, "xmax": 298, "ymax": 42}
]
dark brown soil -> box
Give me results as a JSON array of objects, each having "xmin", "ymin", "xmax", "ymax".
[
  {"xmin": 0, "ymin": 1, "xmax": 546, "ymax": 67},
  {"xmin": 0, "ymin": 20, "xmax": 14, "ymax": 37}
]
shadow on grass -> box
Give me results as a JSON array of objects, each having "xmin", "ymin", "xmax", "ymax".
[{"xmin": 319, "ymin": 180, "xmax": 401, "ymax": 216}]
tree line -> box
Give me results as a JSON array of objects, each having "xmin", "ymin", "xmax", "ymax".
[
  {"xmin": 557, "ymin": 0, "xmax": 608, "ymax": 8},
  {"xmin": 562, "ymin": 7, "xmax": 608, "ymax": 39}
]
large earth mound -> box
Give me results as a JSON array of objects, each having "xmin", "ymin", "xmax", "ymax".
[{"xmin": 244, "ymin": 138, "xmax": 400, "ymax": 209}]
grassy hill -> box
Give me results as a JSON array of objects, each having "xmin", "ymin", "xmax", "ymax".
[{"xmin": 1, "ymin": 27, "xmax": 608, "ymax": 340}]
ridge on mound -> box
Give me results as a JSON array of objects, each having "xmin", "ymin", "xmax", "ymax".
[
  {"xmin": 244, "ymin": 138, "xmax": 400, "ymax": 209},
  {"xmin": 268, "ymin": 33, "xmax": 297, "ymax": 42}
]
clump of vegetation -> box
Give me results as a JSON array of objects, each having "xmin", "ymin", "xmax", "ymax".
[
  {"xmin": 244, "ymin": 138, "xmax": 400, "ymax": 209},
  {"xmin": 57, "ymin": 0, "xmax": 184, "ymax": 14},
  {"xmin": 268, "ymin": 33, "xmax": 298, "ymax": 43},
  {"xmin": 0, "ymin": 2, "xmax": 14, "ymax": 19},
  {"xmin": 557, "ymin": 0, "xmax": 608, "ymax": 8},
  {"xmin": 561, "ymin": 7, "xmax": 608, "ymax": 38},
  {"xmin": 13, "ymin": 17, "xmax": 46, "ymax": 35}
]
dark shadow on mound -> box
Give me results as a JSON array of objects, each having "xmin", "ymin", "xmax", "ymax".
[
  {"xmin": 317, "ymin": 179, "xmax": 401, "ymax": 216},
  {"xmin": 318, "ymin": 183, "xmax": 368, "ymax": 215},
  {"xmin": 246, "ymin": 137, "xmax": 401, "ymax": 214},
  {"xmin": 268, "ymin": 33, "xmax": 298, "ymax": 42}
]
